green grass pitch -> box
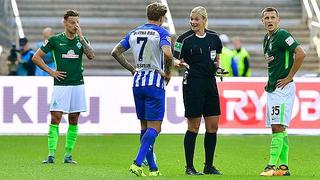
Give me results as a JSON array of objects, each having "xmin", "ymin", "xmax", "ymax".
[{"xmin": 0, "ymin": 135, "xmax": 319, "ymax": 179}]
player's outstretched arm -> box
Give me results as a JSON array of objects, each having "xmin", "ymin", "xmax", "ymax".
[
  {"xmin": 174, "ymin": 59, "xmax": 189, "ymax": 69},
  {"xmin": 111, "ymin": 43, "xmax": 136, "ymax": 75}
]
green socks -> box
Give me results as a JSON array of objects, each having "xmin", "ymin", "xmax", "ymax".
[
  {"xmin": 65, "ymin": 125, "xmax": 78, "ymax": 157},
  {"xmin": 48, "ymin": 124, "xmax": 59, "ymax": 156},
  {"xmin": 268, "ymin": 132, "xmax": 285, "ymax": 165},
  {"xmin": 47, "ymin": 124, "xmax": 79, "ymax": 158},
  {"xmin": 279, "ymin": 131, "xmax": 289, "ymax": 166}
]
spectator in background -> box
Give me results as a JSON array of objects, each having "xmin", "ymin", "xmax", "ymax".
[
  {"xmin": 6, "ymin": 44, "xmax": 19, "ymax": 75},
  {"xmin": 17, "ymin": 37, "xmax": 35, "ymax": 75},
  {"xmin": 313, "ymin": 32, "xmax": 320, "ymax": 58},
  {"xmin": 35, "ymin": 27, "xmax": 55, "ymax": 76},
  {"xmin": 219, "ymin": 34, "xmax": 237, "ymax": 76},
  {"xmin": 232, "ymin": 37, "xmax": 251, "ymax": 76}
]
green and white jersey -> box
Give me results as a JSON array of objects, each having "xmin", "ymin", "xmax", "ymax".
[
  {"xmin": 41, "ymin": 32, "xmax": 88, "ymax": 86},
  {"xmin": 263, "ymin": 28, "xmax": 299, "ymax": 92}
]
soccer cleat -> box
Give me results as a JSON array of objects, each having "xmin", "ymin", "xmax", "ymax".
[
  {"xmin": 274, "ymin": 165, "xmax": 291, "ymax": 176},
  {"xmin": 42, "ymin": 155, "xmax": 55, "ymax": 164},
  {"xmin": 260, "ymin": 165, "xmax": 276, "ymax": 176},
  {"xmin": 64, "ymin": 155, "xmax": 77, "ymax": 164},
  {"xmin": 149, "ymin": 170, "xmax": 162, "ymax": 177},
  {"xmin": 129, "ymin": 163, "xmax": 146, "ymax": 177},
  {"xmin": 185, "ymin": 166, "xmax": 204, "ymax": 175},
  {"xmin": 203, "ymin": 165, "xmax": 223, "ymax": 175}
]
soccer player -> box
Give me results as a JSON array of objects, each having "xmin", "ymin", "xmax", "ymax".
[
  {"xmin": 260, "ymin": 7, "xmax": 306, "ymax": 176},
  {"xmin": 111, "ymin": 2, "xmax": 172, "ymax": 177},
  {"xmin": 173, "ymin": 6, "xmax": 223, "ymax": 175},
  {"xmin": 32, "ymin": 9, "xmax": 95, "ymax": 164}
]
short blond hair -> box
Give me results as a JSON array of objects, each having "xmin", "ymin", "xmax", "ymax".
[
  {"xmin": 64, "ymin": 9, "xmax": 79, "ymax": 20},
  {"xmin": 146, "ymin": 2, "xmax": 167, "ymax": 21},
  {"xmin": 261, "ymin": 7, "xmax": 279, "ymax": 18},
  {"xmin": 191, "ymin": 6, "xmax": 208, "ymax": 28}
]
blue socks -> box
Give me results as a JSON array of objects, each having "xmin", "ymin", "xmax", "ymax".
[{"xmin": 135, "ymin": 128, "xmax": 158, "ymax": 170}]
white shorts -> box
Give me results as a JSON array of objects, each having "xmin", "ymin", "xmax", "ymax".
[
  {"xmin": 49, "ymin": 85, "xmax": 87, "ymax": 114},
  {"xmin": 266, "ymin": 82, "xmax": 295, "ymax": 127}
]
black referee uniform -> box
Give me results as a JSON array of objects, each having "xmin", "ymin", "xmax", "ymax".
[{"xmin": 173, "ymin": 29, "xmax": 222, "ymax": 118}]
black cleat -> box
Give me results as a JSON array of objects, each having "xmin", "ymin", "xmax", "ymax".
[
  {"xmin": 185, "ymin": 166, "xmax": 204, "ymax": 175},
  {"xmin": 64, "ymin": 155, "xmax": 77, "ymax": 164},
  {"xmin": 42, "ymin": 156, "xmax": 55, "ymax": 164},
  {"xmin": 203, "ymin": 165, "xmax": 223, "ymax": 175}
]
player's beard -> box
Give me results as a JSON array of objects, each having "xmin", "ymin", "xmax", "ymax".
[{"xmin": 67, "ymin": 28, "xmax": 76, "ymax": 35}]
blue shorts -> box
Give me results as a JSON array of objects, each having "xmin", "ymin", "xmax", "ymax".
[{"xmin": 133, "ymin": 86, "xmax": 165, "ymax": 121}]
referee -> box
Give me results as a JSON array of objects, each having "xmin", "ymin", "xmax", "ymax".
[{"xmin": 173, "ymin": 6, "xmax": 223, "ymax": 175}]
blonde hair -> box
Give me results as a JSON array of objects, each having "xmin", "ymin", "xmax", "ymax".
[
  {"xmin": 191, "ymin": 6, "xmax": 208, "ymax": 28},
  {"xmin": 146, "ymin": 2, "xmax": 167, "ymax": 21},
  {"xmin": 261, "ymin": 7, "xmax": 279, "ymax": 18}
]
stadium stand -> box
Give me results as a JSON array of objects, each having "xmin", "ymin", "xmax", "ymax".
[
  {"xmin": 0, "ymin": 0, "xmax": 11, "ymax": 47},
  {"xmin": 0, "ymin": 0, "xmax": 13, "ymax": 75},
  {"xmin": 15, "ymin": 0, "xmax": 319, "ymax": 76}
]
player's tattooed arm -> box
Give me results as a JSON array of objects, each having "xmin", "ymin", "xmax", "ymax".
[
  {"xmin": 162, "ymin": 45, "xmax": 173, "ymax": 85},
  {"xmin": 111, "ymin": 43, "xmax": 136, "ymax": 75},
  {"xmin": 80, "ymin": 39, "xmax": 95, "ymax": 60},
  {"xmin": 75, "ymin": 23, "xmax": 95, "ymax": 60}
]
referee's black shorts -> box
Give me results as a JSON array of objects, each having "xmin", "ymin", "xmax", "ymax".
[{"xmin": 183, "ymin": 78, "xmax": 221, "ymax": 118}]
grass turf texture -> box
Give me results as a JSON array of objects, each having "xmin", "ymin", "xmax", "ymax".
[{"xmin": 0, "ymin": 135, "xmax": 319, "ymax": 179}]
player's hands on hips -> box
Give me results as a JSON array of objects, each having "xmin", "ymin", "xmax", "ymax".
[
  {"xmin": 174, "ymin": 59, "xmax": 189, "ymax": 69},
  {"xmin": 164, "ymin": 75, "xmax": 171, "ymax": 85},
  {"xmin": 130, "ymin": 68, "xmax": 137, "ymax": 76},
  {"xmin": 276, "ymin": 75, "xmax": 293, "ymax": 89},
  {"xmin": 156, "ymin": 69, "xmax": 171, "ymax": 85},
  {"xmin": 50, "ymin": 71, "xmax": 67, "ymax": 81}
]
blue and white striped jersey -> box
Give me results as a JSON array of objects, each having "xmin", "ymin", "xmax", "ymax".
[{"xmin": 120, "ymin": 23, "xmax": 171, "ymax": 89}]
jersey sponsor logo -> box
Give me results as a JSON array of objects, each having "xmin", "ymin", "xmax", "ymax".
[
  {"xmin": 59, "ymin": 43, "xmax": 67, "ymax": 46},
  {"xmin": 210, "ymin": 50, "xmax": 216, "ymax": 60},
  {"xmin": 285, "ymin": 36, "xmax": 295, "ymax": 46},
  {"xmin": 174, "ymin": 42, "xmax": 182, "ymax": 52},
  {"xmin": 264, "ymin": 53, "xmax": 274, "ymax": 63},
  {"xmin": 133, "ymin": 30, "xmax": 155, "ymax": 36},
  {"xmin": 77, "ymin": 42, "xmax": 82, "ymax": 49},
  {"xmin": 62, "ymin": 50, "xmax": 79, "ymax": 59}
]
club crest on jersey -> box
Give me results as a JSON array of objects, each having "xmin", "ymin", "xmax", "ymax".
[
  {"xmin": 62, "ymin": 50, "xmax": 79, "ymax": 59},
  {"xmin": 210, "ymin": 50, "xmax": 216, "ymax": 60},
  {"xmin": 77, "ymin": 42, "xmax": 82, "ymax": 49},
  {"xmin": 269, "ymin": 43, "xmax": 272, "ymax": 50}
]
